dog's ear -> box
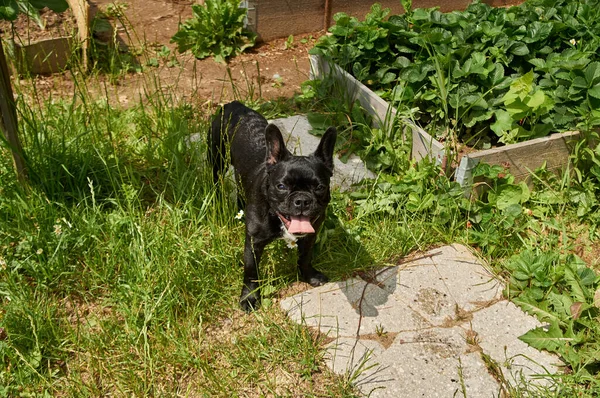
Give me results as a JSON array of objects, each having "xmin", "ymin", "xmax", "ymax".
[
  {"xmin": 265, "ymin": 124, "xmax": 291, "ymax": 165},
  {"xmin": 312, "ymin": 127, "xmax": 337, "ymax": 172}
]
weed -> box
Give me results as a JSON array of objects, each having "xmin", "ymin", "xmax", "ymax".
[
  {"xmin": 171, "ymin": 0, "xmax": 256, "ymax": 64},
  {"xmin": 297, "ymin": 77, "xmax": 413, "ymax": 174},
  {"xmin": 375, "ymin": 324, "xmax": 386, "ymax": 337},
  {"xmin": 285, "ymin": 35, "xmax": 295, "ymax": 50}
]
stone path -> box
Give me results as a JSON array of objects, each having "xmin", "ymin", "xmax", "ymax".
[{"xmin": 281, "ymin": 245, "xmax": 560, "ymax": 397}]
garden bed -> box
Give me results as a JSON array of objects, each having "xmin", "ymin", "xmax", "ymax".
[
  {"xmin": 308, "ymin": 0, "xmax": 600, "ymax": 186},
  {"xmin": 310, "ymin": 54, "xmax": 581, "ymax": 186},
  {"xmin": 0, "ymin": 0, "xmax": 89, "ymax": 74}
]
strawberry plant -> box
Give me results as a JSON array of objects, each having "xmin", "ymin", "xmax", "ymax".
[
  {"xmin": 507, "ymin": 250, "xmax": 600, "ymax": 376},
  {"xmin": 310, "ymin": 0, "xmax": 600, "ymax": 146}
]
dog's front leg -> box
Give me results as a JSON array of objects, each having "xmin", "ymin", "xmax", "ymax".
[
  {"xmin": 297, "ymin": 236, "xmax": 328, "ymax": 287},
  {"xmin": 240, "ymin": 233, "xmax": 267, "ymax": 312}
]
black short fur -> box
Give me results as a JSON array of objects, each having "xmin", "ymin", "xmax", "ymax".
[{"xmin": 209, "ymin": 101, "xmax": 337, "ymax": 312}]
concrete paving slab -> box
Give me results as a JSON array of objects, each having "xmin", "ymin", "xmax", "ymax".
[
  {"xmin": 281, "ymin": 274, "xmax": 422, "ymax": 337},
  {"xmin": 280, "ymin": 244, "xmax": 560, "ymax": 397},
  {"xmin": 270, "ymin": 115, "xmax": 376, "ymax": 190},
  {"xmin": 327, "ymin": 329, "xmax": 500, "ymax": 398},
  {"xmin": 470, "ymin": 301, "xmax": 560, "ymax": 387}
]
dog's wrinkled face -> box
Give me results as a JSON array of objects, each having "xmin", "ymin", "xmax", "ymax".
[
  {"xmin": 265, "ymin": 124, "xmax": 337, "ymax": 235},
  {"xmin": 267, "ymin": 158, "xmax": 332, "ymax": 234}
]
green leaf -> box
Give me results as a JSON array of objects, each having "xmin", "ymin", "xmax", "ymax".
[
  {"xmin": 519, "ymin": 321, "xmax": 572, "ymax": 353},
  {"xmin": 491, "ymin": 184, "xmax": 528, "ymax": 210},
  {"xmin": 547, "ymin": 292, "xmax": 573, "ymax": 320},
  {"xmin": 491, "ymin": 110, "xmax": 513, "ymax": 136},
  {"xmin": 0, "ymin": 0, "xmax": 18, "ymax": 20},
  {"xmin": 526, "ymin": 90, "xmax": 546, "ymax": 109},
  {"xmin": 381, "ymin": 71, "xmax": 396, "ymax": 85},
  {"xmin": 564, "ymin": 266, "xmax": 589, "ymax": 303},
  {"xmin": 29, "ymin": 0, "xmax": 69, "ymax": 12},
  {"xmin": 572, "ymin": 77, "xmax": 588, "ymax": 89},
  {"xmin": 510, "ymin": 42, "xmax": 530, "ymax": 56},
  {"xmin": 514, "ymin": 298, "xmax": 562, "ymax": 325},
  {"xmin": 490, "ymin": 63, "xmax": 505, "ymax": 85},
  {"xmin": 528, "ymin": 58, "xmax": 546, "ymax": 69},
  {"xmin": 585, "ymin": 61, "xmax": 600, "ymax": 85},
  {"xmin": 523, "ymin": 21, "xmax": 552, "ymax": 44},
  {"xmin": 307, "ymin": 112, "xmax": 332, "ymax": 131},
  {"xmin": 394, "ymin": 56, "xmax": 411, "ymax": 68},
  {"xmin": 588, "ymin": 84, "xmax": 600, "ymax": 99}
]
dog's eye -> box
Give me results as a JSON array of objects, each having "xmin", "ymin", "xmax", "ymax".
[
  {"xmin": 316, "ymin": 184, "xmax": 326, "ymax": 192},
  {"xmin": 277, "ymin": 183, "xmax": 287, "ymax": 191}
]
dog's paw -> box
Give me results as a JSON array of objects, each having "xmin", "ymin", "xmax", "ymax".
[
  {"xmin": 240, "ymin": 285, "xmax": 261, "ymax": 313},
  {"xmin": 301, "ymin": 269, "xmax": 329, "ymax": 287}
]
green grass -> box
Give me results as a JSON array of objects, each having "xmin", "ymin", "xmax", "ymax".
[
  {"xmin": 2, "ymin": 42, "xmax": 600, "ymax": 397},
  {"xmin": 0, "ymin": 77, "xmax": 364, "ymax": 395}
]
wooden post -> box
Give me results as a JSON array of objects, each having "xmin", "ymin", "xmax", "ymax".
[
  {"xmin": 324, "ymin": 0, "xmax": 332, "ymax": 30},
  {"xmin": 0, "ymin": 39, "xmax": 27, "ymax": 183}
]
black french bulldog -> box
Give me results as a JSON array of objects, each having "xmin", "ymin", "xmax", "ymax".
[{"xmin": 209, "ymin": 101, "xmax": 337, "ymax": 312}]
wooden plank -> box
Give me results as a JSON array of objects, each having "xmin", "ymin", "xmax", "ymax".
[
  {"xmin": 0, "ymin": 39, "xmax": 27, "ymax": 183},
  {"xmin": 410, "ymin": 122, "xmax": 445, "ymax": 165},
  {"xmin": 330, "ymin": 0, "xmax": 406, "ymax": 19},
  {"xmin": 329, "ymin": 0, "xmax": 523, "ymax": 21},
  {"xmin": 310, "ymin": 55, "xmax": 395, "ymax": 126},
  {"xmin": 456, "ymin": 131, "xmax": 580, "ymax": 186},
  {"xmin": 15, "ymin": 37, "xmax": 72, "ymax": 75}
]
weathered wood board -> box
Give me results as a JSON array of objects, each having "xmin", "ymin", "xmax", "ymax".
[
  {"xmin": 456, "ymin": 131, "xmax": 580, "ymax": 185},
  {"xmin": 15, "ymin": 37, "xmax": 73, "ymax": 75}
]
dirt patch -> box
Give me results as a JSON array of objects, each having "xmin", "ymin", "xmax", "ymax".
[
  {"xmin": 414, "ymin": 329, "xmax": 459, "ymax": 359},
  {"xmin": 10, "ymin": 0, "xmax": 321, "ymax": 107},
  {"xmin": 360, "ymin": 331, "xmax": 398, "ymax": 349},
  {"xmin": 276, "ymin": 280, "xmax": 314, "ymax": 300},
  {"xmin": 416, "ymin": 287, "xmax": 448, "ymax": 316},
  {"xmin": 573, "ymin": 230, "xmax": 600, "ymax": 270}
]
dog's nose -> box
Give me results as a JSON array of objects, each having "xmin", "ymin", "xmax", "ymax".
[{"xmin": 293, "ymin": 197, "xmax": 312, "ymax": 210}]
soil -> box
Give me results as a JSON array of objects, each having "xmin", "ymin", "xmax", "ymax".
[{"xmin": 5, "ymin": 0, "xmax": 321, "ymax": 106}]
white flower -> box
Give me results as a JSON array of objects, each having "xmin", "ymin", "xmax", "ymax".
[
  {"xmin": 286, "ymin": 240, "xmax": 298, "ymax": 249},
  {"xmin": 570, "ymin": 38, "xmax": 577, "ymax": 46},
  {"xmin": 235, "ymin": 210, "xmax": 244, "ymax": 220}
]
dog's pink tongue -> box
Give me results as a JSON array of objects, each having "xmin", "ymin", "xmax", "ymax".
[{"xmin": 287, "ymin": 216, "xmax": 315, "ymax": 234}]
